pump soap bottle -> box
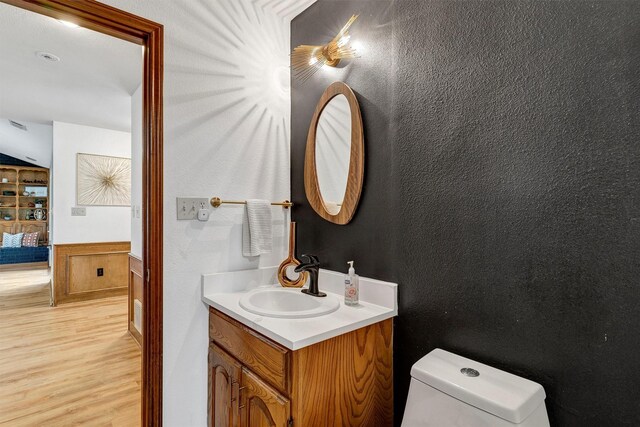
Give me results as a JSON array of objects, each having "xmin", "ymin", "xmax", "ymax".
[{"xmin": 344, "ymin": 261, "xmax": 359, "ymax": 306}]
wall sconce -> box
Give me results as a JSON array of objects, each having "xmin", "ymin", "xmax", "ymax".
[{"xmin": 292, "ymin": 15, "xmax": 359, "ymax": 81}]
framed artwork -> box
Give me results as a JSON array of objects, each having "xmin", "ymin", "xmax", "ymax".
[
  {"xmin": 77, "ymin": 153, "xmax": 131, "ymax": 206},
  {"xmin": 25, "ymin": 186, "xmax": 47, "ymax": 197}
]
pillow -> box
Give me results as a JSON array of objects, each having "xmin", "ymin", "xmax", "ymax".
[
  {"xmin": 22, "ymin": 232, "xmax": 39, "ymax": 247},
  {"xmin": 2, "ymin": 232, "xmax": 23, "ymax": 248}
]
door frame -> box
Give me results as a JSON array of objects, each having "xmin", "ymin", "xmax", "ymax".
[{"xmin": 0, "ymin": 0, "xmax": 164, "ymax": 425}]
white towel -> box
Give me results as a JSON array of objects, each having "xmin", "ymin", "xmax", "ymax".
[{"xmin": 242, "ymin": 199, "xmax": 272, "ymax": 257}]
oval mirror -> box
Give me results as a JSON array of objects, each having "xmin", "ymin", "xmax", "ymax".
[
  {"xmin": 305, "ymin": 82, "xmax": 364, "ymax": 224},
  {"xmin": 316, "ymin": 94, "xmax": 351, "ymax": 215}
]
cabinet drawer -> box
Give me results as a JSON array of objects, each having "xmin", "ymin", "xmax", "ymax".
[{"xmin": 209, "ymin": 308, "xmax": 290, "ymax": 395}]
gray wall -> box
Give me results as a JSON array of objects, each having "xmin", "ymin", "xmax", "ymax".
[{"xmin": 291, "ymin": 1, "xmax": 640, "ymax": 426}]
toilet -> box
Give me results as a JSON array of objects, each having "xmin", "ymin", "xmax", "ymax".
[{"xmin": 402, "ymin": 349, "xmax": 550, "ymax": 426}]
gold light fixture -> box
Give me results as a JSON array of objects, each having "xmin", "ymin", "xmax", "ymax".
[{"xmin": 291, "ymin": 15, "xmax": 359, "ymax": 81}]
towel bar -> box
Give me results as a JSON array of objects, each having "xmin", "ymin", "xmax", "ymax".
[{"xmin": 210, "ymin": 197, "xmax": 293, "ymax": 209}]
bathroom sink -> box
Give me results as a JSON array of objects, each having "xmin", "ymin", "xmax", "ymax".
[{"xmin": 239, "ymin": 288, "xmax": 340, "ymax": 319}]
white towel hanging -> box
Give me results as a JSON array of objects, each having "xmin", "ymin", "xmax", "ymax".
[{"xmin": 242, "ymin": 199, "xmax": 272, "ymax": 257}]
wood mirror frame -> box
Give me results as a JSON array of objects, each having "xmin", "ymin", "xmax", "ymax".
[
  {"xmin": 1, "ymin": 1, "xmax": 164, "ymax": 425},
  {"xmin": 304, "ymin": 82, "xmax": 364, "ymax": 225}
]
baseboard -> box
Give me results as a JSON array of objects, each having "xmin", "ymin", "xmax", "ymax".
[
  {"xmin": 128, "ymin": 328, "xmax": 142, "ymax": 348},
  {"xmin": 0, "ymin": 261, "xmax": 49, "ymax": 271}
]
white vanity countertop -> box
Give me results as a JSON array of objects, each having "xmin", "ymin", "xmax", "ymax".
[{"xmin": 201, "ymin": 267, "xmax": 398, "ymax": 351}]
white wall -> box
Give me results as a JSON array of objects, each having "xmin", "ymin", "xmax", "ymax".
[
  {"xmin": 0, "ymin": 118, "xmax": 52, "ymax": 168},
  {"xmin": 130, "ymin": 85, "xmax": 143, "ymax": 258},
  {"xmin": 101, "ymin": 1, "xmax": 303, "ymax": 425},
  {"xmin": 52, "ymin": 121, "xmax": 131, "ymax": 244}
]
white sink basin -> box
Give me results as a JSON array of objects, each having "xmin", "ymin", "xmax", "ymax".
[{"xmin": 239, "ymin": 287, "xmax": 340, "ymax": 319}]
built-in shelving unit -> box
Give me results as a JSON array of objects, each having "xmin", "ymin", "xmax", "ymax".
[{"xmin": 0, "ymin": 165, "xmax": 50, "ymax": 245}]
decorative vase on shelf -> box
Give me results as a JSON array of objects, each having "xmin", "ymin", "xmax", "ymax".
[{"xmin": 34, "ymin": 209, "xmax": 45, "ymax": 221}]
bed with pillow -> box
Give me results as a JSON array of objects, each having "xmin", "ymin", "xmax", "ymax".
[{"xmin": 0, "ymin": 230, "xmax": 49, "ymax": 268}]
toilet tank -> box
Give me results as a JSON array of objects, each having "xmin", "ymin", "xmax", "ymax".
[{"xmin": 402, "ymin": 349, "xmax": 549, "ymax": 427}]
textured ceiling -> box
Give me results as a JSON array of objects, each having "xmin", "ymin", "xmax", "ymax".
[{"xmin": 0, "ymin": 2, "xmax": 142, "ymax": 132}]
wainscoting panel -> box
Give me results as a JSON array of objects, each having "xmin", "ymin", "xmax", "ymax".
[
  {"xmin": 53, "ymin": 242, "xmax": 130, "ymax": 305},
  {"xmin": 128, "ymin": 254, "xmax": 143, "ymax": 346}
]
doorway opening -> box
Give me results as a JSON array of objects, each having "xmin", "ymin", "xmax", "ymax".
[{"xmin": 0, "ymin": 0, "xmax": 163, "ymax": 424}]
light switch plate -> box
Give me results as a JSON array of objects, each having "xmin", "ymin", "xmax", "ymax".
[
  {"xmin": 177, "ymin": 198, "xmax": 210, "ymax": 220},
  {"xmin": 71, "ymin": 207, "xmax": 86, "ymax": 216}
]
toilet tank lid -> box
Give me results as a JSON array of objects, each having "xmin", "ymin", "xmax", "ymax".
[{"xmin": 410, "ymin": 349, "xmax": 546, "ymax": 424}]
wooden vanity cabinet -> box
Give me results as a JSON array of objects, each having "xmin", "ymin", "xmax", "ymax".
[
  {"xmin": 209, "ymin": 344, "xmax": 242, "ymax": 427},
  {"xmin": 209, "ymin": 343, "xmax": 291, "ymax": 427},
  {"xmin": 241, "ymin": 368, "xmax": 291, "ymax": 427},
  {"xmin": 208, "ymin": 308, "xmax": 393, "ymax": 427}
]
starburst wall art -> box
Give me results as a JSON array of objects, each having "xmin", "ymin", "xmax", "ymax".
[{"xmin": 77, "ymin": 153, "xmax": 131, "ymax": 206}]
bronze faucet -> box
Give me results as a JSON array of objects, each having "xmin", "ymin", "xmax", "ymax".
[{"xmin": 294, "ymin": 254, "xmax": 326, "ymax": 297}]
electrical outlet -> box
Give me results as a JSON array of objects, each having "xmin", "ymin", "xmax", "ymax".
[{"xmin": 176, "ymin": 198, "xmax": 210, "ymax": 220}]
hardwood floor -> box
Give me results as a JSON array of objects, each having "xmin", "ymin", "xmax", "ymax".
[
  {"xmin": 0, "ymin": 268, "xmax": 51, "ymax": 309},
  {"xmin": 0, "ymin": 268, "xmax": 140, "ymax": 426}
]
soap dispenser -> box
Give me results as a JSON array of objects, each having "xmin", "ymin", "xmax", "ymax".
[{"xmin": 344, "ymin": 261, "xmax": 359, "ymax": 306}]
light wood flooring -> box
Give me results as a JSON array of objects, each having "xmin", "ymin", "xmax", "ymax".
[{"xmin": 0, "ymin": 268, "xmax": 141, "ymax": 426}]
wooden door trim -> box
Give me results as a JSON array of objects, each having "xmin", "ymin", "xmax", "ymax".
[{"xmin": 0, "ymin": 1, "xmax": 164, "ymax": 425}]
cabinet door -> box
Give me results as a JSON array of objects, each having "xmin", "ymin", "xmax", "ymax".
[
  {"xmin": 240, "ymin": 367, "xmax": 291, "ymax": 427},
  {"xmin": 210, "ymin": 344, "xmax": 242, "ymax": 427}
]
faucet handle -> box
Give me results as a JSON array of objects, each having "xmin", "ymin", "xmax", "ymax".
[{"xmin": 300, "ymin": 254, "xmax": 320, "ymax": 266}]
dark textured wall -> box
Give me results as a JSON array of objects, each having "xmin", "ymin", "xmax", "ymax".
[{"xmin": 291, "ymin": 1, "xmax": 640, "ymax": 426}]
